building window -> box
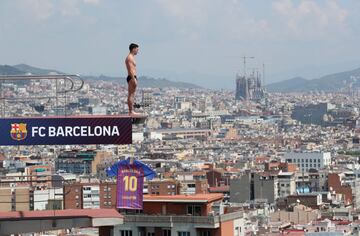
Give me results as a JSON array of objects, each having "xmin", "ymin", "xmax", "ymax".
[
  {"xmin": 235, "ymin": 227, "xmax": 240, "ymax": 236},
  {"xmin": 187, "ymin": 205, "xmax": 201, "ymax": 216},
  {"xmin": 120, "ymin": 230, "xmax": 133, "ymax": 236},
  {"xmin": 201, "ymin": 231, "xmax": 211, "ymax": 236},
  {"xmin": 178, "ymin": 232, "xmax": 190, "ymax": 236},
  {"xmin": 162, "ymin": 229, "xmax": 171, "ymax": 236}
]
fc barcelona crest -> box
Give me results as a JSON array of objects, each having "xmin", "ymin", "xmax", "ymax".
[{"xmin": 10, "ymin": 123, "xmax": 28, "ymax": 141}]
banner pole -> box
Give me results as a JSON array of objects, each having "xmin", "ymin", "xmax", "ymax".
[{"xmin": 130, "ymin": 145, "xmax": 135, "ymax": 164}]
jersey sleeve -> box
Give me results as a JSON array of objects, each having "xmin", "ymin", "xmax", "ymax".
[
  {"xmin": 135, "ymin": 161, "xmax": 157, "ymax": 180},
  {"xmin": 106, "ymin": 159, "xmax": 127, "ymax": 177},
  {"xmin": 106, "ymin": 158, "xmax": 156, "ymax": 180}
]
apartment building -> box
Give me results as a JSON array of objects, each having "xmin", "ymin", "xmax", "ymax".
[
  {"xmin": 230, "ymin": 172, "xmax": 278, "ymax": 204},
  {"xmin": 278, "ymin": 172, "xmax": 296, "ymax": 198},
  {"xmin": 0, "ymin": 186, "xmax": 32, "ymax": 212},
  {"xmin": 147, "ymin": 179, "xmax": 180, "ymax": 196},
  {"xmin": 284, "ymin": 152, "xmax": 331, "ymax": 172},
  {"xmin": 115, "ymin": 194, "xmax": 245, "ymax": 236},
  {"xmin": 63, "ymin": 182, "xmax": 103, "ymax": 209}
]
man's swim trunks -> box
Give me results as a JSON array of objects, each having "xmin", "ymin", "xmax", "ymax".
[{"xmin": 127, "ymin": 75, "xmax": 137, "ymax": 83}]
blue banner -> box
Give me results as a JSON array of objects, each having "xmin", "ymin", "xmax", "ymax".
[{"xmin": 0, "ymin": 116, "xmax": 132, "ymax": 146}]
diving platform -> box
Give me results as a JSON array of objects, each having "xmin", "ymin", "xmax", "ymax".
[
  {"xmin": 0, "ymin": 75, "xmax": 148, "ymax": 146},
  {"xmin": 130, "ymin": 113, "xmax": 148, "ymax": 125}
]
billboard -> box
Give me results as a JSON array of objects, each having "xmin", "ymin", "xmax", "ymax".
[{"xmin": 0, "ymin": 116, "xmax": 132, "ymax": 145}]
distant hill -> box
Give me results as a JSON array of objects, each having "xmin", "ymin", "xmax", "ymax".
[
  {"xmin": 267, "ymin": 67, "xmax": 360, "ymax": 92},
  {"xmin": 83, "ymin": 75, "xmax": 201, "ymax": 88},
  {"xmin": 138, "ymin": 76, "xmax": 201, "ymax": 89},
  {"xmin": 0, "ymin": 65, "xmax": 25, "ymax": 75},
  {"xmin": 0, "ymin": 64, "xmax": 202, "ymax": 89},
  {"xmin": 13, "ymin": 64, "xmax": 64, "ymax": 75}
]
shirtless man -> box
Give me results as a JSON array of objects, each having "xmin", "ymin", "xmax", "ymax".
[{"xmin": 125, "ymin": 43, "xmax": 139, "ymax": 115}]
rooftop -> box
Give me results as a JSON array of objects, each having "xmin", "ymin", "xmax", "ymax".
[
  {"xmin": 0, "ymin": 209, "xmax": 123, "ymax": 220},
  {"xmin": 208, "ymin": 186, "xmax": 230, "ymax": 192},
  {"xmin": 143, "ymin": 193, "xmax": 223, "ymax": 203}
]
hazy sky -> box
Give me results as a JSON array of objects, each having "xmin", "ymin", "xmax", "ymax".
[{"xmin": 0, "ymin": 0, "xmax": 359, "ymax": 88}]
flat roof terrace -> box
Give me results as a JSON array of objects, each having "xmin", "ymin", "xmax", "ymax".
[{"xmin": 0, "ymin": 209, "xmax": 123, "ymax": 235}]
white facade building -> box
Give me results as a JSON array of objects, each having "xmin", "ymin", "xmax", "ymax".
[
  {"xmin": 34, "ymin": 188, "xmax": 63, "ymax": 210},
  {"xmin": 82, "ymin": 185, "xmax": 100, "ymax": 209},
  {"xmin": 277, "ymin": 172, "xmax": 296, "ymax": 198},
  {"xmin": 284, "ymin": 152, "xmax": 331, "ymax": 172}
]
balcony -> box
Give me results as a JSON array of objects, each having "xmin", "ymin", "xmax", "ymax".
[{"xmin": 123, "ymin": 211, "xmax": 243, "ymax": 229}]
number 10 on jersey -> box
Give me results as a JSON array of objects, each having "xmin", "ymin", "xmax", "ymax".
[{"xmin": 123, "ymin": 175, "xmax": 137, "ymax": 192}]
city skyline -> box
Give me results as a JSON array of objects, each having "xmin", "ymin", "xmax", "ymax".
[
  {"xmin": 1, "ymin": 72, "xmax": 360, "ymax": 235},
  {"xmin": 0, "ymin": 0, "xmax": 360, "ymax": 89},
  {"xmin": 3, "ymin": 1, "xmax": 360, "ymax": 235}
]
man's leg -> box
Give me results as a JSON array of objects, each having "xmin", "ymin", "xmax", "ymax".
[{"xmin": 127, "ymin": 78, "xmax": 138, "ymax": 115}]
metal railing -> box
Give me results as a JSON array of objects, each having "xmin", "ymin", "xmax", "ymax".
[
  {"xmin": 219, "ymin": 211, "xmax": 244, "ymax": 222},
  {"xmin": 124, "ymin": 211, "xmax": 244, "ymax": 225},
  {"xmin": 0, "ymin": 74, "xmax": 84, "ymax": 117}
]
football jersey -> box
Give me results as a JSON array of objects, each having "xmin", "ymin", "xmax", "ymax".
[{"xmin": 106, "ymin": 158, "xmax": 156, "ymax": 209}]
